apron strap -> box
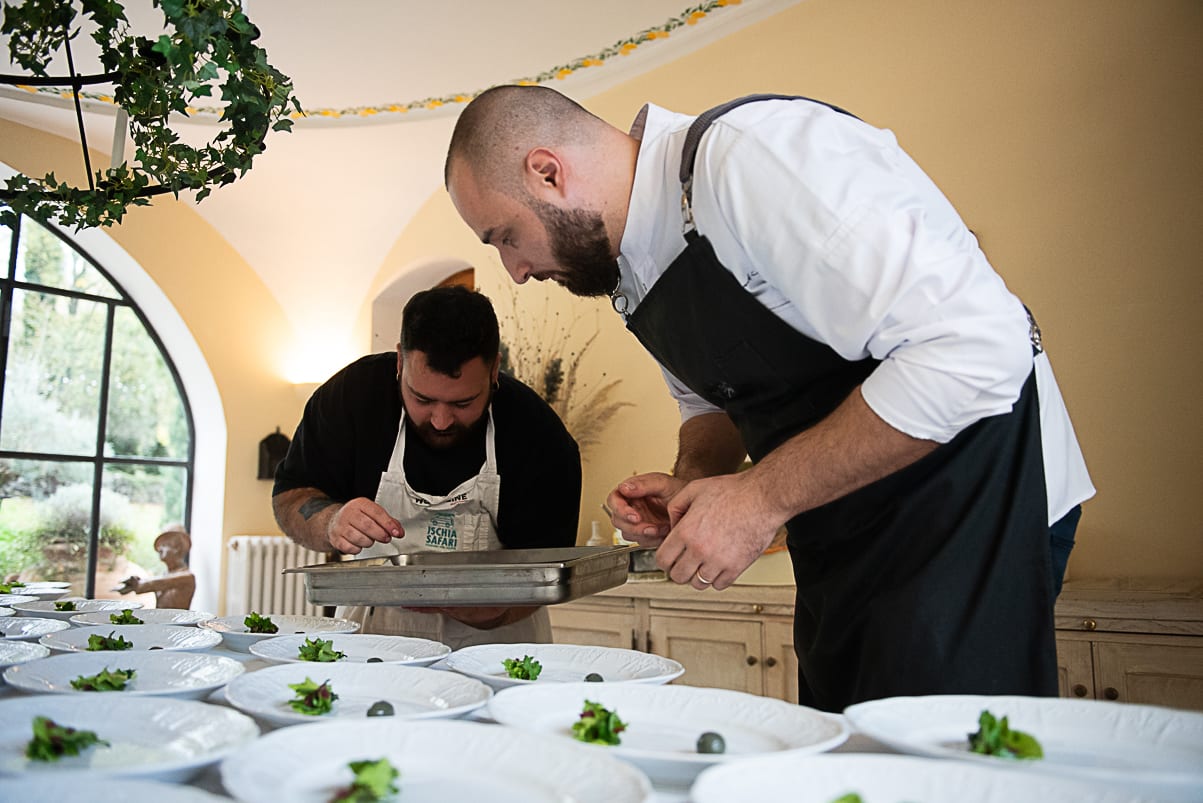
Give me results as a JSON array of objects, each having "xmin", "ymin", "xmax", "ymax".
[{"xmin": 678, "ymin": 94, "xmax": 859, "ymax": 236}]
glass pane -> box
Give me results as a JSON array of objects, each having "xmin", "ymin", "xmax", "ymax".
[
  {"xmin": 102, "ymin": 464, "xmax": 189, "ymax": 610},
  {"xmin": 1, "ymin": 221, "xmax": 12, "ymax": 279},
  {"xmin": 0, "ymin": 288, "xmax": 108, "ymax": 455},
  {"xmin": 0, "ymin": 459, "xmax": 96, "ymax": 597},
  {"xmin": 106, "ymin": 306, "xmax": 189, "ymax": 458},
  {"xmin": 14, "ymin": 219, "xmax": 120, "ymax": 298}
]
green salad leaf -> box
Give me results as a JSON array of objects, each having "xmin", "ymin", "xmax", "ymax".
[
  {"xmin": 572, "ymin": 699, "xmax": 627, "ymax": 745},
  {"xmin": 288, "ymin": 677, "xmax": 338, "ymax": 715},
  {"xmin": 968, "ymin": 709, "xmax": 1044, "ymax": 760},
  {"xmin": 70, "ymin": 667, "xmax": 136, "ymax": 691},
  {"xmin": 244, "ymin": 611, "xmax": 278, "ymax": 634},
  {"xmin": 110, "ymin": 609, "xmax": 143, "ymax": 625},
  {"xmin": 298, "ymin": 636, "xmax": 346, "ymax": 662},
  {"xmin": 0, "ymin": 581, "xmax": 25, "ymax": 593},
  {"xmin": 331, "ymin": 757, "xmax": 401, "ymax": 802},
  {"xmin": 502, "ymin": 655, "xmax": 542, "ymax": 681},
  {"xmin": 86, "ymin": 631, "xmax": 134, "ymax": 651},
  {"xmin": 54, "ymin": 600, "xmax": 77, "ymax": 612},
  {"xmin": 830, "ymin": 794, "xmax": 865, "ymax": 803},
  {"xmin": 25, "ymin": 716, "xmax": 109, "ymax": 762}
]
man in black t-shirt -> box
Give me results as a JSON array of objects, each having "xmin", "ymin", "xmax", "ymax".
[{"xmin": 273, "ymin": 286, "xmax": 582, "ymax": 645}]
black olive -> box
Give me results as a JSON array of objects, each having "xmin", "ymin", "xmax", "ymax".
[
  {"xmin": 366, "ymin": 701, "xmax": 394, "ymax": 717},
  {"xmin": 366, "ymin": 657, "xmax": 383, "ymax": 663},
  {"xmin": 149, "ymin": 646, "xmax": 163, "ymax": 650},
  {"xmin": 584, "ymin": 672, "xmax": 604, "ymax": 682},
  {"xmin": 696, "ymin": 731, "xmax": 726, "ymax": 754}
]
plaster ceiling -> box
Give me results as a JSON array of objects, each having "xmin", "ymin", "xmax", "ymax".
[{"xmin": 1, "ymin": 0, "xmax": 799, "ymax": 378}]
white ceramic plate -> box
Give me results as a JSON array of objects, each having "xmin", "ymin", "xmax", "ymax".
[
  {"xmin": 440, "ymin": 642, "xmax": 685, "ymax": 690},
  {"xmin": 489, "ymin": 682, "xmax": 848, "ymax": 786},
  {"xmin": 248, "ymin": 632, "xmax": 449, "ymax": 665},
  {"xmin": 0, "ymin": 775, "xmax": 231, "ymax": 802},
  {"xmin": 4, "ymin": 581, "xmax": 71, "ymax": 589},
  {"xmin": 0, "ymin": 616, "xmax": 71, "ymax": 641},
  {"xmin": 39, "ymin": 623, "xmax": 222, "ymax": 653},
  {"xmin": 221, "ymin": 718, "xmax": 652, "ymax": 803},
  {"xmin": 0, "ymin": 607, "xmax": 11, "ymax": 618},
  {"xmin": 11, "ymin": 598, "xmax": 143, "ymax": 621},
  {"xmin": 844, "ymin": 695, "xmax": 1203, "ymax": 799},
  {"xmin": 0, "ymin": 586, "xmax": 68, "ymax": 602},
  {"xmin": 0, "ymin": 641, "xmax": 50, "ymax": 677},
  {"xmin": 199, "ymin": 614, "xmax": 359, "ymax": 652},
  {"xmin": 223, "ymin": 662, "xmax": 492, "ymax": 726},
  {"xmin": 0, "ymin": 594, "xmax": 37, "ymax": 607},
  {"xmin": 3, "ymin": 650, "xmax": 245, "ymax": 699},
  {"xmin": 0, "ymin": 694, "xmax": 259, "ymax": 783},
  {"xmin": 691, "ymin": 752, "xmax": 1166, "ymax": 803},
  {"xmin": 70, "ymin": 608, "xmax": 215, "ymax": 627}
]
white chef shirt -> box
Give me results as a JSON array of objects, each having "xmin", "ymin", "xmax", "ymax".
[{"xmin": 616, "ymin": 100, "xmax": 1094, "ymax": 524}]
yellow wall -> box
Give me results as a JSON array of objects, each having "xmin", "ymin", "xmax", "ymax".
[
  {"xmin": 0, "ymin": 117, "xmax": 301, "ymax": 607},
  {"xmin": 378, "ymin": 0, "xmax": 1203, "ymax": 582}
]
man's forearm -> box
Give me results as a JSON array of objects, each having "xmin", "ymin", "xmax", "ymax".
[
  {"xmin": 272, "ymin": 487, "xmax": 339, "ymax": 553},
  {"xmin": 748, "ymin": 386, "xmax": 939, "ymax": 524},
  {"xmin": 673, "ymin": 412, "xmax": 748, "ymax": 481}
]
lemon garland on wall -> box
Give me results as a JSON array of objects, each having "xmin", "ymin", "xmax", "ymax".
[{"xmin": 9, "ymin": 0, "xmax": 743, "ymax": 121}]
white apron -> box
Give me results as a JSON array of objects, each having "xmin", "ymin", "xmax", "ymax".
[{"xmin": 340, "ymin": 409, "xmax": 551, "ymax": 649}]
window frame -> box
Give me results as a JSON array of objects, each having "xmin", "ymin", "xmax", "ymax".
[{"xmin": 0, "ymin": 214, "xmax": 196, "ymax": 597}]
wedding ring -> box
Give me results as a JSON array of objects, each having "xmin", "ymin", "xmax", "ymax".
[{"xmin": 695, "ymin": 571, "xmax": 713, "ymax": 585}]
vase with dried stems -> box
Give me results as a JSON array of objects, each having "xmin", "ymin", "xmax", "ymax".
[{"xmin": 494, "ymin": 287, "xmax": 631, "ymax": 459}]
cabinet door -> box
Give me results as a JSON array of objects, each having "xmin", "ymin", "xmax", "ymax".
[
  {"xmin": 762, "ymin": 619, "xmax": 798, "ymax": 704},
  {"xmin": 548, "ymin": 605, "xmax": 637, "ymax": 650},
  {"xmin": 1093, "ymin": 636, "xmax": 1203, "ymax": 712},
  {"xmin": 649, "ymin": 613, "xmax": 763, "ymax": 695},
  {"xmin": 1055, "ymin": 633, "xmax": 1095, "ymax": 700}
]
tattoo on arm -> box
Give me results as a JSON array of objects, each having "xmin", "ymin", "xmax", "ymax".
[{"xmin": 299, "ymin": 496, "xmax": 337, "ymax": 520}]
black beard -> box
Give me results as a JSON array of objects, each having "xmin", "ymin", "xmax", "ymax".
[{"xmin": 530, "ymin": 199, "xmax": 619, "ymax": 297}]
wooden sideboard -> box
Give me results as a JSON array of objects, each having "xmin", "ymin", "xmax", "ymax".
[{"xmin": 551, "ymin": 577, "xmax": 1203, "ymax": 711}]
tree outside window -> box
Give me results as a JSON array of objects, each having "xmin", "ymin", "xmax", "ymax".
[{"xmin": 0, "ymin": 216, "xmax": 194, "ymax": 603}]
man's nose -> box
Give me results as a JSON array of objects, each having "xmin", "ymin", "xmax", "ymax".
[
  {"xmin": 430, "ymin": 407, "xmax": 455, "ymax": 430},
  {"xmin": 504, "ymin": 256, "xmax": 532, "ymax": 284}
]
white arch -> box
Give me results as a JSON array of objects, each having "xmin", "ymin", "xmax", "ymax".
[
  {"xmin": 370, "ymin": 257, "xmax": 473, "ymax": 353},
  {"xmin": 2, "ymin": 162, "xmax": 227, "ymax": 613}
]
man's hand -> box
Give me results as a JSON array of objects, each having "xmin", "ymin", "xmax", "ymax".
[
  {"xmin": 402, "ymin": 605, "xmax": 538, "ymax": 630},
  {"xmin": 653, "ymin": 471, "xmax": 783, "ymax": 591},
  {"xmin": 604, "ymin": 472, "xmax": 685, "ymax": 547},
  {"xmin": 116, "ymin": 576, "xmax": 139, "ymax": 594},
  {"xmin": 324, "ymin": 497, "xmax": 404, "ymax": 555}
]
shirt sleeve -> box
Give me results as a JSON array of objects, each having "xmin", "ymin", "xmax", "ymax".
[{"xmin": 692, "ymin": 102, "xmax": 1033, "ymax": 442}]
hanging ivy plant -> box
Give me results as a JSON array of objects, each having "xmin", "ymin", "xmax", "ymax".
[{"xmin": 0, "ymin": 0, "xmax": 302, "ymax": 229}]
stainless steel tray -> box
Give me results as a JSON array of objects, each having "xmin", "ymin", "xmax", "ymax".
[{"xmin": 284, "ymin": 546, "xmax": 635, "ymax": 607}]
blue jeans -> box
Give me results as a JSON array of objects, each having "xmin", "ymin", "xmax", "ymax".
[{"xmin": 1049, "ymin": 505, "xmax": 1082, "ymax": 597}]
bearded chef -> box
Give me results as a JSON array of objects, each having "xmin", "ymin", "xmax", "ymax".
[{"xmin": 273, "ymin": 285, "xmax": 582, "ymax": 648}]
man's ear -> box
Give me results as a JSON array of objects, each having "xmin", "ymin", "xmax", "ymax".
[
  {"xmin": 395, "ymin": 345, "xmax": 403, "ymax": 380},
  {"xmin": 525, "ymin": 148, "xmax": 565, "ymax": 198},
  {"xmin": 490, "ymin": 353, "xmax": 501, "ymax": 385}
]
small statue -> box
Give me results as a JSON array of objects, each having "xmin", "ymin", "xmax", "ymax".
[{"xmin": 117, "ymin": 528, "xmax": 196, "ymax": 609}]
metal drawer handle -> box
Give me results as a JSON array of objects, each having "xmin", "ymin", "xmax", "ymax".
[
  {"xmin": 1071, "ymin": 684, "xmax": 1089, "ymax": 698},
  {"xmin": 764, "ymin": 656, "xmax": 778, "ymax": 668}
]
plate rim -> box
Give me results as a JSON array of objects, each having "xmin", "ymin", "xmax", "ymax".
[{"xmin": 2, "ymin": 649, "xmax": 246, "ymax": 696}]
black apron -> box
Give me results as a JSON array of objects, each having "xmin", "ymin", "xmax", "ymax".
[{"xmin": 625, "ymin": 95, "xmax": 1057, "ymax": 712}]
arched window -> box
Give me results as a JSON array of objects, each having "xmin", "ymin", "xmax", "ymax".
[{"xmin": 0, "ymin": 215, "xmax": 195, "ymax": 605}]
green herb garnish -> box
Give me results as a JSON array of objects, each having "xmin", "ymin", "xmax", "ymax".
[
  {"xmin": 244, "ymin": 611, "xmax": 278, "ymax": 634},
  {"xmin": 572, "ymin": 699, "xmax": 627, "ymax": 745},
  {"xmin": 70, "ymin": 667, "xmax": 136, "ymax": 691},
  {"xmin": 968, "ymin": 709, "xmax": 1043, "ymax": 759},
  {"xmin": 297, "ymin": 636, "xmax": 346, "ymax": 662},
  {"xmin": 502, "ymin": 655, "xmax": 542, "ymax": 680},
  {"xmin": 830, "ymin": 795, "xmax": 865, "ymax": 803},
  {"xmin": 54, "ymin": 600, "xmax": 77, "ymax": 612},
  {"xmin": 288, "ymin": 677, "xmax": 338, "ymax": 716},
  {"xmin": 0, "ymin": 581, "xmax": 25, "ymax": 593},
  {"xmin": 25, "ymin": 716, "xmax": 109, "ymax": 762},
  {"xmin": 110, "ymin": 609, "xmax": 143, "ymax": 625},
  {"xmin": 85, "ymin": 631, "xmax": 134, "ymax": 651},
  {"xmin": 331, "ymin": 757, "xmax": 401, "ymax": 802}
]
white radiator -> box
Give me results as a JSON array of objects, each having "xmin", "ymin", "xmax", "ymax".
[{"xmin": 225, "ymin": 535, "xmax": 327, "ymax": 617}]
